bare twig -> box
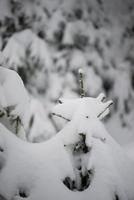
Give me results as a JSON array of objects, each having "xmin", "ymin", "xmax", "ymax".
[
  {"xmin": 97, "ymin": 101, "xmax": 113, "ymax": 118},
  {"xmin": 51, "ymin": 113, "xmax": 70, "ymax": 121}
]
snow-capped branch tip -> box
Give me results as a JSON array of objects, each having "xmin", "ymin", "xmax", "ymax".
[
  {"xmin": 97, "ymin": 100, "xmax": 113, "ymax": 118},
  {"xmin": 97, "ymin": 93, "xmax": 106, "ymax": 102},
  {"xmin": 78, "ymin": 68, "xmax": 85, "ymax": 98}
]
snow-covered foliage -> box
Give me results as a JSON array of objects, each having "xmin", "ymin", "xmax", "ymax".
[
  {"xmin": 0, "ymin": 84, "xmax": 134, "ymax": 200},
  {"xmin": 0, "ymin": 66, "xmax": 30, "ymax": 139},
  {"xmin": 0, "ymin": 65, "xmax": 56, "ymax": 142},
  {"xmin": 0, "ymin": 0, "xmax": 134, "ymax": 145},
  {"xmin": 0, "ymin": 1, "xmax": 134, "ymax": 199},
  {"xmin": 27, "ymin": 98, "xmax": 55, "ymax": 142},
  {"xmin": 0, "ymin": 67, "xmax": 29, "ymax": 121}
]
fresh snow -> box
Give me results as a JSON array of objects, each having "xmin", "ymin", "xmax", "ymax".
[
  {"xmin": 1, "ymin": 0, "xmax": 134, "ymax": 147},
  {"xmin": 0, "ymin": 0, "xmax": 134, "ymax": 199},
  {"xmin": 0, "ymin": 66, "xmax": 30, "ymax": 121},
  {"xmin": 0, "ymin": 93, "xmax": 134, "ymax": 199}
]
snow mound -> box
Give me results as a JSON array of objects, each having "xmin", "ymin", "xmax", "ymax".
[{"xmin": 0, "ymin": 93, "xmax": 133, "ymax": 200}]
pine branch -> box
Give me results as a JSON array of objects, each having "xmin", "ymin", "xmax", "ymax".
[{"xmin": 52, "ymin": 100, "xmax": 113, "ymax": 121}]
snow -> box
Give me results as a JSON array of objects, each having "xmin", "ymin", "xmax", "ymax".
[
  {"xmin": 0, "ymin": 66, "xmax": 56, "ymax": 141},
  {"xmin": 0, "ymin": 66, "xmax": 30, "ymax": 120},
  {"xmin": 85, "ymin": 68, "xmax": 103, "ymax": 96},
  {"xmin": 70, "ymin": 50, "xmax": 87, "ymax": 71},
  {"xmin": 0, "ymin": 94, "xmax": 134, "ymax": 199},
  {"xmin": 52, "ymin": 94, "xmax": 113, "ymax": 122},
  {"xmin": 27, "ymin": 98, "xmax": 55, "ymax": 142},
  {"xmin": 3, "ymin": 29, "xmax": 52, "ymax": 70},
  {"xmin": 78, "ymin": 68, "xmax": 84, "ymax": 74},
  {"xmin": 0, "ymin": 66, "xmax": 30, "ymax": 138},
  {"xmin": 0, "ymin": 0, "xmax": 134, "ymax": 199},
  {"xmin": 1, "ymin": 0, "xmax": 134, "ymax": 148},
  {"xmin": 125, "ymin": 142, "xmax": 134, "ymax": 162},
  {"xmin": 0, "ymin": 0, "xmax": 12, "ymax": 20}
]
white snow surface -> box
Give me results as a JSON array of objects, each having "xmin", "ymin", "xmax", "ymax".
[
  {"xmin": 27, "ymin": 98, "xmax": 55, "ymax": 142},
  {"xmin": 0, "ymin": 93, "xmax": 134, "ymax": 200}
]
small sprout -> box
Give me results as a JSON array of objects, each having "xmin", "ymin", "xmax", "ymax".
[{"xmin": 78, "ymin": 68, "xmax": 85, "ymax": 98}]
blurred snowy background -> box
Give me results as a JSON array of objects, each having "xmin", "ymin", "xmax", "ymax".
[{"xmin": 0, "ymin": 0, "xmax": 134, "ymax": 150}]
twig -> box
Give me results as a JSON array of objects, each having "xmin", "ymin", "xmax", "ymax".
[
  {"xmin": 78, "ymin": 69, "xmax": 85, "ymax": 98},
  {"xmin": 97, "ymin": 101, "xmax": 113, "ymax": 118},
  {"xmin": 51, "ymin": 113, "xmax": 70, "ymax": 121}
]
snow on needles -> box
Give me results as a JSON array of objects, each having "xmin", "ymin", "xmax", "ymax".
[
  {"xmin": 0, "ymin": 77, "xmax": 133, "ymax": 199},
  {"xmin": 0, "ymin": 66, "xmax": 30, "ymax": 136}
]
